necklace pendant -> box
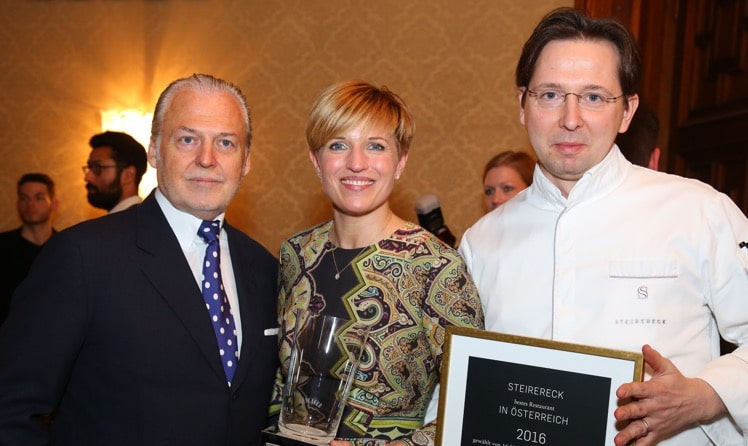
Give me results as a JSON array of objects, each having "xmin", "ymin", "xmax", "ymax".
[{"xmin": 334, "ymin": 272, "xmax": 340, "ymax": 280}]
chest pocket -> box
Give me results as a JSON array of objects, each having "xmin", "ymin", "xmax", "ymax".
[{"xmin": 608, "ymin": 260, "xmax": 679, "ymax": 279}]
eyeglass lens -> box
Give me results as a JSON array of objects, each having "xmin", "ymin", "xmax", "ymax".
[{"xmin": 82, "ymin": 164, "xmax": 119, "ymax": 175}]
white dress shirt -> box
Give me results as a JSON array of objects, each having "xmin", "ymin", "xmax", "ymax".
[
  {"xmin": 460, "ymin": 147, "xmax": 748, "ymax": 445},
  {"xmin": 109, "ymin": 194, "xmax": 143, "ymax": 213}
]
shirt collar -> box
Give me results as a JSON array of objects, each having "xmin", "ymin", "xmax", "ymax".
[
  {"xmin": 154, "ymin": 188, "xmax": 225, "ymax": 251},
  {"xmin": 109, "ymin": 194, "xmax": 142, "ymax": 213},
  {"xmin": 530, "ymin": 145, "xmax": 631, "ymax": 209}
]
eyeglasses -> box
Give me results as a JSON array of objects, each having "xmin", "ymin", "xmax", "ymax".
[
  {"xmin": 526, "ymin": 88, "xmax": 624, "ymax": 110},
  {"xmin": 82, "ymin": 163, "xmax": 121, "ymax": 176}
]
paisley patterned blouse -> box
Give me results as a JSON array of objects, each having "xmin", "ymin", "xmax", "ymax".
[{"xmin": 270, "ymin": 221, "xmax": 485, "ymax": 445}]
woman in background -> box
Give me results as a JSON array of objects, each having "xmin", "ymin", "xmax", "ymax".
[
  {"xmin": 482, "ymin": 150, "xmax": 535, "ymax": 212},
  {"xmin": 271, "ymin": 80, "xmax": 484, "ymax": 446}
]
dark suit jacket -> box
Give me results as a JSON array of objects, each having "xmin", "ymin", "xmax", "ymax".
[{"xmin": 0, "ymin": 193, "xmax": 279, "ymax": 446}]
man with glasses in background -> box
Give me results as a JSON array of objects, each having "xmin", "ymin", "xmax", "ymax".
[
  {"xmin": 83, "ymin": 130, "xmax": 147, "ymax": 213},
  {"xmin": 459, "ymin": 7, "xmax": 748, "ymax": 446}
]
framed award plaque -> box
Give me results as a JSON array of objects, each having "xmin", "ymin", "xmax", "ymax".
[{"xmin": 436, "ymin": 327, "xmax": 643, "ymax": 446}]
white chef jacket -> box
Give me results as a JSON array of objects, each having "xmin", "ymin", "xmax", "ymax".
[{"xmin": 459, "ymin": 147, "xmax": 748, "ymax": 445}]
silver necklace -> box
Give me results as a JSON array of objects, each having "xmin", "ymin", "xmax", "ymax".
[
  {"xmin": 331, "ymin": 246, "xmax": 367, "ymax": 280},
  {"xmin": 330, "ymin": 213, "xmax": 392, "ymax": 280}
]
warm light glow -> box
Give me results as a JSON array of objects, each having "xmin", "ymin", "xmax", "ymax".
[{"xmin": 100, "ymin": 109, "xmax": 156, "ymax": 198}]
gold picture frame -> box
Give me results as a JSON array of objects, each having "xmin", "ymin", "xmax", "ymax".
[{"xmin": 436, "ymin": 326, "xmax": 644, "ymax": 445}]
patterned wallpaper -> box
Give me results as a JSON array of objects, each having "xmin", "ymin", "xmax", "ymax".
[{"xmin": 0, "ymin": 0, "xmax": 569, "ymax": 254}]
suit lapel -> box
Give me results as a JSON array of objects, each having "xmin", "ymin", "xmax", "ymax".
[
  {"xmin": 135, "ymin": 194, "xmax": 229, "ymax": 385},
  {"xmin": 225, "ymin": 225, "xmax": 261, "ymax": 390}
]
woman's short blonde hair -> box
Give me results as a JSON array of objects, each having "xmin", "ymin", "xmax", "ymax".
[{"xmin": 306, "ymin": 80, "xmax": 415, "ymax": 157}]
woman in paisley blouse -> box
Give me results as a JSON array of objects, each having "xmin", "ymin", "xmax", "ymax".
[{"xmin": 270, "ymin": 80, "xmax": 485, "ymax": 446}]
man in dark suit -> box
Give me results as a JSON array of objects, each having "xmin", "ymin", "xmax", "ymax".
[{"xmin": 0, "ymin": 73, "xmax": 279, "ymax": 446}]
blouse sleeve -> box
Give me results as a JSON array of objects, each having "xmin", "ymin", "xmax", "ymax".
[
  {"xmin": 399, "ymin": 238, "xmax": 485, "ymax": 445},
  {"xmin": 268, "ymin": 239, "xmax": 299, "ymax": 419}
]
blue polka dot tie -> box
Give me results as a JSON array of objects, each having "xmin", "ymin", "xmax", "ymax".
[{"xmin": 198, "ymin": 220, "xmax": 238, "ymax": 385}]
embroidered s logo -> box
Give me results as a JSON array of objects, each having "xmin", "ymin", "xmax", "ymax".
[{"xmin": 637, "ymin": 286, "xmax": 648, "ymax": 300}]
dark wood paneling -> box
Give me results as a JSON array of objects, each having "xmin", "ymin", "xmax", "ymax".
[
  {"xmin": 577, "ymin": 0, "xmax": 748, "ymax": 216},
  {"xmin": 672, "ymin": 0, "xmax": 748, "ymax": 214}
]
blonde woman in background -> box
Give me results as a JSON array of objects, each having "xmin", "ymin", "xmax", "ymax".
[{"xmin": 482, "ymin": 150, "xmax": 535, "ymax": 212}]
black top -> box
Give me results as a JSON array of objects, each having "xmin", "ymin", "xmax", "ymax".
[{"xmin": 0, "ymin": 227, "xmax": 54, "ymax": 326}]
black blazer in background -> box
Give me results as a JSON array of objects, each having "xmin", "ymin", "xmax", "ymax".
[{"xmin": 0, "ymin": 192, "xmax": 279, "ymax": 446}]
